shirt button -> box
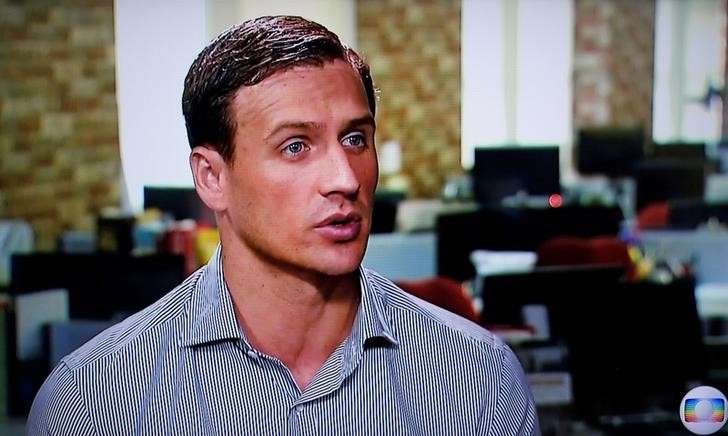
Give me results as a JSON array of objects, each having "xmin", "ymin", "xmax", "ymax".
[{"xmin": 246, "ymin": 350, "xmax": 259, "ymax": 360}]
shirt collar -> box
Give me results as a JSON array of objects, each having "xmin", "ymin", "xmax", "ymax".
[
  {"xmin": 180, "ymin": 244, "xmax": 245, "ymax": 348},
  {"xmin": 350, "ymin": 268, "xmax": 399, "ymax": 350},
  {"xmin": 180, "ymin": 244, "xmax": 398, "ymax": 349}
]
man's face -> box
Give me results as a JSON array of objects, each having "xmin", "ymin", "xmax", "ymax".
[{"xmin": 221, "ymin": 59, "xmax": 378, "ymax": 277}]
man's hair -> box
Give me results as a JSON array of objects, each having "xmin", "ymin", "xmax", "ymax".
[{"xmin": 182, "ymin": 15, "xmax": 376, "ymax": 162}]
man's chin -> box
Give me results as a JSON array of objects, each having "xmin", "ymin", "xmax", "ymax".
[
  {"xmin": 310, "ymin": 246, "xmax": 366, "ymax": 277},
  {"xmin": 313, "ymin": 257, "xmax": 363, "ymax": 277}
]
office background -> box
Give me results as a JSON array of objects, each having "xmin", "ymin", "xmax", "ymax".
[
  {"xmin": 1, "ymin": 0, "xmax": 727, "ymax": 435},
  {"xmin": 4, "ymin": 0, "xmax": 713, "ymax": 248}
]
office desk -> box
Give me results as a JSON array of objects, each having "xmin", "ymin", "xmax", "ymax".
[
  {"xmin": 362, "ymin": 232, "xmax": 436, "ymax": 281},
  {"xmin": 641, "ymin": 229, "xmax": 728, "ymax": 284}
]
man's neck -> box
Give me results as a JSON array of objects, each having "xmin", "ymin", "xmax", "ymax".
[{"xmin": 220, "ymin": 240, "xmax": 361, "ymax": 391}]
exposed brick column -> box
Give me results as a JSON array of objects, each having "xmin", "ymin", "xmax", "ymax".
[
  {"xmin": 357, "ymin": 0, "xmax": 461, "ymax": 198},
  {"xmin": 573, "ymin": 0, "xmax": 656, "ymax": 134},
  {"xmin": 0, "ymin": 0, "xmax": 120, "ymax": 250}
]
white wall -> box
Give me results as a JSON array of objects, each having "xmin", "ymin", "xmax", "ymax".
[
  {"xmin": 653, "ymin": 0, "xmax": 725, "ymax": 143},
  {"xmin": 461, "ymin": 0, "xmax": 574, "ymax": 171},
  {"xmin": 514, "ymin": 0, "xmax": 573, "ymax": 147},
  {"xmin": 114, "ymin": 0, "xmax": 206, "ymax": 212},
  {"xmin": 207, "ymin": 0, "xmax": 356, "ymax": 48},
  {"xmin": 461, "ymin": 0, "xmax": 506, "ymax": 169}
]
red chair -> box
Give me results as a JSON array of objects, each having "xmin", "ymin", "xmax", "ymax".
[
  {"xmin": 636, "ymin": 201, "xmax": 669, "ymax": 230},
  {"xmin": 396, "ymin": 277, "xmax": 479, "ymax": 323},
  {"xmin": 537, "ymin": 236, "xmax": 635, "ymax": 279}
]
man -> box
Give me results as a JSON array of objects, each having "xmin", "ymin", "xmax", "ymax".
[{"xmin": 28, "ymin": 16, "xmax": 539, "ymax": 435}]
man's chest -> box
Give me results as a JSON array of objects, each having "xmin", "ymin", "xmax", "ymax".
[{"xmin": 83, "ymin": 343, "xmax": 480, "ymax": 435}]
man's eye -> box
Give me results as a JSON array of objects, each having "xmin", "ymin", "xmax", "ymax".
[
  {"xmin": 282, "ymin": 141, "xmax": 308, "ymax": 157},
  {"xmin": 342, "ymin": 133, "xmax": 366, "ymax": 149}
]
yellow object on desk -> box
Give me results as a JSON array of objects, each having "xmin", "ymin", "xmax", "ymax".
[{"xmin": 195, "ymin": 227, "xmax": 220, "ymax": 266}]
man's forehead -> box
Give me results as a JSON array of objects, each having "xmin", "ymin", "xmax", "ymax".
[
  {"xmin": 237, "ymin": 59, "xmax": 362, "ymax": 95},
  {"xmin": 230, "ymin": 60, "xmax": 371, "ymax": 125}
]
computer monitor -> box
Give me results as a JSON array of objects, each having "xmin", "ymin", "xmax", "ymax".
[
  {"xmin": 576, "ymin": 127, "xmax": 645, "ymax": 176},
  {"xmin": 7, "ymin": 255, "xmax": 185, "ymax": 416},
  {"xmin": 566, "ymin": 278, "xmax": 706, "ymax": 421},
  {"xmin": 635, "ymin": 159, "xmax": 706, "ymax": 211},
  {"xmin": 371, "ymin": 190, "xmax": 405, "ymax": 234},
  {"xmin": 480, "ymin": 269, "xmax": 706, "ymax": 422},
  {"xmin": 144, "ymin": 186, "xmax": 215, "ymax": 225},
  {"xmin": 10, "ymin": 253, "xmax": 186, "ymax": 319},
  {"xmin": 651, "ymin": 141, "xmax": 706, "ymax": 161},
  {"xmin": 668, "ymin": 199, "xmax": 728, "ymax": 229},
  {"xmin": 480, "ymin": 265, "xmax": 625, "ymax": 340},
  {"xmin": 472, "ymin": 146, "xmax": 560, "ymax": 205},
  {"xmin": 436, "ymin": 206, "xmax": 623, "ymax": 281}
]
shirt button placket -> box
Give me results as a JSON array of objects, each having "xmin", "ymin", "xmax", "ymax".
[
  {"xmin": 287, "ymin": 405, "xmax": 301, "ymax": 436},
  {"xmin": 246, "ymin": 349, "xmax": 259, "ymax": 361},
  {"xmin": 294, "ymin": 405, "xmax": 319, "ymax": 436}
]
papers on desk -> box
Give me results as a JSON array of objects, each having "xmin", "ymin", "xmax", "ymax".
[
  {"xmin": 489, "ymin": 326, "xmax": 537, "ymax": 345},
  {"xmin": 470, "ymin": 250, "xmax": 537, "ymax": 277},
  {"xmin": 527, "ymin": 372, "xmax": 573, "ymax": 406},
  {"xmin": 696, "ymin": 282, "xmax": 728, "ymax": 318}
]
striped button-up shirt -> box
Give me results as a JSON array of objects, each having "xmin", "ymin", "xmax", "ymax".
[{"xmin": 28, "ymin": 246, "xmax": 539, "ymax": 435}]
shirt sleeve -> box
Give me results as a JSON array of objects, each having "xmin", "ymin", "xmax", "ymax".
[
  {"xmin": 482, "ymin": 346, "xmax": 541, "ymax": 436},
  {"xmin": 27, "ymin": 362, "xmax": 96, "ymax": 436}
]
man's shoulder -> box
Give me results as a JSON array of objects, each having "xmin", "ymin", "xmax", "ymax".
[
  {"xmin": 61, "ymin": 269, "xmax": 202, "ymax": 372},
  {"xmin": 362, "ymin": 268, "xmax": 509, "ymax": 360},
  {"xmin": 363, "ymin": 268, "xmax": 539, "ymax": 434}
]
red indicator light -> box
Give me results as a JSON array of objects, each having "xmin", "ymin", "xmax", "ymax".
[{"xmin": 548, "ymin": 194, "xmax": 563, "ymax": 208}]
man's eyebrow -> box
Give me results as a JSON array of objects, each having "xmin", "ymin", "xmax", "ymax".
[
  {"xmin": 265, "ymin": 121, "xmax": 324, "ymax": 142},
  {"xmin": 343, "ymin": 114, "xmax": 376, "ymax": 131},
  {"xmin": 265, "ymin": 115, "xmax": 375, "ymax": 142}
]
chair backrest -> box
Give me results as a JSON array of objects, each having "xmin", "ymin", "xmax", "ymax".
[
  {"xmin": 536, "ymin": 236, "xmax": 633, "ymax": 277},
  {"xmin": 397, "ymin": 277, "xmax": 478, "ymax": 323}
]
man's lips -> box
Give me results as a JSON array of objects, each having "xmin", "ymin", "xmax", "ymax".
[{"xmin": 314, "ymin": 212, "xmax": 362, "ymax": 242}]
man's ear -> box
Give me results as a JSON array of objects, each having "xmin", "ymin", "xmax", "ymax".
[{"xmin": 190, "ymin": 146, "xmax": 228, "ymax": 212}]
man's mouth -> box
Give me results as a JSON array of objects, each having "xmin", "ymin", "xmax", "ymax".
[{"xmin": 315, "ymin": 212, "xmax": 363, "ymax": 242}]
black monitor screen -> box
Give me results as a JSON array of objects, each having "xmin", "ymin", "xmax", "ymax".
[
  {"xmin": 481, "ymin": 269, "xmax": 705, "ymax": 421},
  {"xmin": 480, "ymin": 265, "xmax": 625, "ymax": 339},
  {"xmin": 144, "ymin": 186, "xmax": 215, "ymax": 225},
  {"xmin": 10, "ymin": 253, "xmax": 186, "ymax": 319},
  {"xmin": 576, "ymin": 127, "xmax": 645, "ymax": 176},
  {"xmin": 636, "ymin": 159, "xmax": 705, "ymax": 211},
  {"xmin": 566, "ymin": 278, "xmax": 706, "ymax": 420},
  {"xmin": 436, "ymin": 206, "xmax": 623, "ymax": 281},
  {"xmin": 652, "ymin": 141, "xmax": 706, "ymax": 161},
  {"xmin": 473, "ymin": 146, "xmax": 560, "ymax": 204}
]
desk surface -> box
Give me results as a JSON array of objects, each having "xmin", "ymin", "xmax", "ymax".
[{"xmin": 642, "ymin": 229, "xmax": 728, "ymax": 284}]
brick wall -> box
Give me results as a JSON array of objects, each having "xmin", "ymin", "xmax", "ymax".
[
  {"xmin": 0, "ymin": 0, "xmax": 120, "ymax": 250},
  {"xmin": 357, "ymin": 0, "xmax": 461, "ymax": 198},
  {"xmin": 573, "ymin": 0, "xmax": 656, "ymax": 131}
]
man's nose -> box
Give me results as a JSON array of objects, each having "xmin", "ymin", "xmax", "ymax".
[{"xmin": 319, "ymin": 144, "xmax": 361, "ymax": 200}]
